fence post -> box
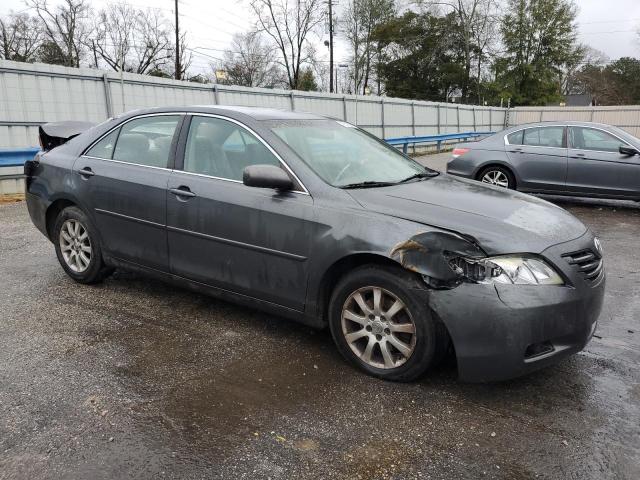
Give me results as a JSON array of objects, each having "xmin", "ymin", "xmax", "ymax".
[
  {"xmin": 539, "ymin": 110, "xmax": 543, "ymax": 122},
  {"xmin": 290, "ymin": 90, "xmax": 295, "ymax": 111},
  {"xmin": 437, "ymin": 104, "xmax": 441, "ymax": 134},
  {"xmin": 381, "ymin": 97, "xmax": 385, "ymax": 139},
  {"xmin": 489, "ymin": 108, "xmax": 492, "ymax": 131},
  {"xmin": 411, "ymin": 101, "xmax": 416, "ymax": 136},
  {"xmin": 343, "ymin": 95, "xmax": 348, "ymax": 121},
  {"xmin": 102, "ymin": 73, "xmax": 113, "ymax": 118},
  {"xmin": 590, "ymin": 108, "xmax": 595, "ymax": 122},
  {"xmin": 456, "ymin": 105, "xmax": 460, "ymax": 132},
  {"xmin": 472, "ymin": 107, "xmax": 476, "ymax": 132},
  {"xmin": 213, "ymin": 84, "xmax": 219, "ymax": 104}
]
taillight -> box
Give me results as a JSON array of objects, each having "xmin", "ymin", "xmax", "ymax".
[{"xmin": 452, "ymin": 148, "xmax": 470, "ymax": 158}]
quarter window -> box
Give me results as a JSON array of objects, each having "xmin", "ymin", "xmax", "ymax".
[
  {"xmin": 86, "ymin": 129, "xmax": 119, "ymax": 159},
  {"xmin": 111, "ymin": 115, "xmax": 180, "ymax": 168},
  {"xmin": 569, "ymin": 127, "xmax": 625, "ymax": 153},
  {"xmin": 522, "ymin": 127, "xmax": 565, "ymax": 148},
  {"xmin": 184, "ymin": 116, "xmax": 281, "ymax": 181},
  {"xmin": 506, "ymin": 130, "xmax": 523, "ymax": 145}
]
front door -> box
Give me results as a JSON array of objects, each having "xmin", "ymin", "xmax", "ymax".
[
  {"xmin": 566, "ymin": 126, "xmax": 640, "ymax": 198},
  {"xmin": 73, "ymin": 114, "xmax": 183, "ymax": 271},
  {"xmin": 505, "ymin": 125, "xmax": 567, "ymax": 191},
  {"xmin": 166, "ymin": 114, "xmax": 315, "ymax": 311}
]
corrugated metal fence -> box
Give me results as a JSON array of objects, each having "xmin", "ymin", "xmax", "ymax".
[
  {"xmin": 509, "ymin": 106, "xmax": 640, "ymax": 137},
  {"xmin": 0, "ymin": 59, "xmax": 506, "ymax": 149}
]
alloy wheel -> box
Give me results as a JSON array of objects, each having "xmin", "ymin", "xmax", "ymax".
[
  {"xmin": 481, "ymin": 170, "xmax": 510, "ymax": 188},
  {"xmin": 59, "ymin": 219, "xmax": 92, "ymax": 273},
  {"xmin": 341, "ymin": 286, "xmax": 417, "ymax": 369}
]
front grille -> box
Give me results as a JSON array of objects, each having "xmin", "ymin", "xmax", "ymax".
[{"xmin": 562, "ymin": 248, "xmax": 603, "ymax": 283}]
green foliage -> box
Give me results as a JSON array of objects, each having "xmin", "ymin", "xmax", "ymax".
[
  {"xmin": 296, "ymin": 67, "xmax": 318, "ymax": 91},
  {"xmin": 497, "ymin": 0, "xmax": 582, "ymax": 105},
  {"xmin": 38, "ymin": 41, "xmax": 71, "ymax": 67},
  {"xmin": 373, "ymin": 11, "xmax": 466, "ymax": 101}
]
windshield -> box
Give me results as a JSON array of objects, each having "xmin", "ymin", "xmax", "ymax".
[{"xmin": 267, "ymin": 119, "xmax": 435, "ymax": 187}]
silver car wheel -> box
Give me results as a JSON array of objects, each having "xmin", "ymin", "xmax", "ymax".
[
  {"xmin": 341, "ymin": 286, "xmax": 417, "ymax": 369},
  {"xmin": 59, "ymin": 219, "xmax": 92, "ymax": 273},
  {"xmin": 481, "ymin": 170, "xmax": 510, "ymax": 188}
]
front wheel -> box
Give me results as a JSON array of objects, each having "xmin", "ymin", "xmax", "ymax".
[
  {"xmin": 53, "ymin": 206, "xmax": 111, "ymax": 284},
  {"xmin": 478, "ymin": 166, "xmax": 515, "ymax": 189},
  {"xmin": 328, "ymin": 265, "xmax": 439, "ymax": 382}
]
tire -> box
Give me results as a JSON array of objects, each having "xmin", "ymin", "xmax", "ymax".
[
  {"xmin": 328, "ymin": 265, "xmax": 439, "ymax": 382},
  {"xmin": 53, "ymin": 206, "xmax": 112, "ymax": 284},
  {"xmin": 477, "ymin": 165, "xmax": 515, "ymax": 189}
]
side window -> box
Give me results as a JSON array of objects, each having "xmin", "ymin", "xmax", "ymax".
[
  {"xmin": 184, "ymin": 116, "xmax": 281, "ymax": 181},
  {"xmin": 570, "ymin": 127, "xmax": 625, "ymax": 153},
  {"xmin": 112, "ymin": 115, "xmax": 180, "ymax": 168},
  {"xmin": 86, "ymin": 129, "xmax": 119, "ymax": 159},
  {"xmin": 506, "ymin": 130, "xmax": 523, "ymax": 145},
  {"xmin": 523, "ymin": 127, "xmax": 565, "ymax": 148}
]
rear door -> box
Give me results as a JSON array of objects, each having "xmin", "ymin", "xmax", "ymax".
[
  {"xmin": 166, "ymin": 114, "xmax": 315, "ymax": 311},
  {"xmin": 74, "ymin": 114, "xmax": 183, "ymax": 271},
  {"xmin": 566, "ymin": 126, "xmax": 640, "ymax": 198},
  {"xmin": 505, "ymin": 125, "xmax": 567, "ymax": 191}
]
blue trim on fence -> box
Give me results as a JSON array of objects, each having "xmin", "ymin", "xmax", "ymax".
[
  {"xmin": 0, "ymin": 147, "xmax": 40, "ymax": 167},
  {"xmin": 385, "ymin": 132, "xmax": 494, "ymax": 154}
]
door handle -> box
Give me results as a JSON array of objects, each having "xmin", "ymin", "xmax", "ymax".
[
  {"xmin": 570, "ymin": 153, "xmax": 586, "ymax": 159},
  {"xmin": 78, "ymin": 167, "xmax": 95, "ymax": 177},
  {"xmin": 169, "ymin": 186, "xmax": 196, "ymax": 198},
  {"xmin": 510, "ymin": 148, "xmax": 523, "ymax": 153}
]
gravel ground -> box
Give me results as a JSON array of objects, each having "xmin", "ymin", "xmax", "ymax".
[{"xmin": 1, "ymin": 167, "xmax": 639, "ymax": 479}]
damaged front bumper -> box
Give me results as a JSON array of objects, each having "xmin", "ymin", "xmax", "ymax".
[{"xmin": 422, "ymin": 233, "xmax": 606, "ymax": 382}]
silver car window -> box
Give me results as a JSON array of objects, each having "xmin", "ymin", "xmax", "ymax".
[
  {"xmin": 523, "ymin": 126, "xmax": 565, "ymax": 148},
  {"xmin": 184, "ymin": 116, "xmax": 281, "ymax": 181},
  {"xmin": 112, "ymin": 115, "xmax": 180, "ymax": 168},
  {"xmin": 569, "ymin": 127, "xmax": 626, "ymax": 153}
]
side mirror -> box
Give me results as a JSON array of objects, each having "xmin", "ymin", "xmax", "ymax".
[
  {"xmin": 619, "ymin": 145, "xmax": 639, "ymax": 156},
  {"xmin": 243, "ymin": 164, "xmax": 294, "ymax": 191}
]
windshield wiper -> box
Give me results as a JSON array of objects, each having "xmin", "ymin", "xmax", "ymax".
[
  {"xmin": 340, "ymin": 180, "xmax": 396, "ymax": 189},
  {"xmin": 397, "ymin": 171, "xmax": 439, "ymax": 183}
]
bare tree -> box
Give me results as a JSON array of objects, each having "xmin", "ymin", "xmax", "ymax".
[
  {"xmin": 343, "ymin": 0, "xmax": 395, "ymax": 95},
  {"xmin": 92, "ymin": 5, "xmax": 173, "ymax": 74},
  {"xmin": 219, "ymin": 32, "xmax": 284, "ymax": 87},
  {"xmin": 26, "ymin": 0, "xmax": 91, "ymax": 67},
  {"xmin": 0, "ymin": 11, "xmax": 42, "ymax": 62},
  {"xmin": 250, "ymin": 0, "xmax": 324, "ymax": 89}
]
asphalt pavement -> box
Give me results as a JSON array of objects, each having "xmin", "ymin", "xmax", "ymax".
[{"xmin": 1, "ymin": 165, "xmax": 639, "ymax": 479}]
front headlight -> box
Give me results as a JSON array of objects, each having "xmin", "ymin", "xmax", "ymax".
[{"xmin": 450, "ymin": 255, "xmax": 564, "ymax": 286}]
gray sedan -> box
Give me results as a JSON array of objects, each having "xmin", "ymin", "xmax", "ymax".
[
  {"xmin": 446, "ymin": 121, "xmax": 640, "ymax": 200},
  {"xmin": 25, "ymin": 107, "xmax": 604, "ymax": 383}
]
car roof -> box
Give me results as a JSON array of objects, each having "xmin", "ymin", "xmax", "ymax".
[
  {"xmin": 117, "ymin": 105, "xmax": 328, "ymax": 121},
  {"xmin": 507, "ymin": 120, "xmax": 616, "ymax": 130}
]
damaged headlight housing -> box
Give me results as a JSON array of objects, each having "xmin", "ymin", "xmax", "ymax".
[{"xmin": 450, "ymin": 255, "xmax": 564, "ymax": 286}]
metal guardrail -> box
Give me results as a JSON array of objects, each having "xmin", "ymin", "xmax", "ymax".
[
  {"xmin": 0, "ymin": 147, "xmax": 40, "ymax": 167},
  {"xmin": 385, "ymin": 131, "xmax": 495, "ymax": 154}
]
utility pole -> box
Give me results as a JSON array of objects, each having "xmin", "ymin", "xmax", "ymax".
[
  {"xmin": 174, "ymin": 0, "xmax": 181, "ymax": 80},
  {"xmin": 328, "ymin": 0, "xmax": 334, "ymax": 93}
]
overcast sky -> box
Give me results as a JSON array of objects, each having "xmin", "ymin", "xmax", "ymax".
[{"xmin": 2, "ymin": 0, "xmax": 640, "ymax": 75}]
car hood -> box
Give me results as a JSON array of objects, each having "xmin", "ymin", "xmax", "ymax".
[{"xmin": 347, "ymin": 174, "xmax": 587, "ymax": 255}]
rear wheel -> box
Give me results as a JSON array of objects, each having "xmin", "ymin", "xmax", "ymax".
[
  {"xmin": 329, "ymin": 265, "xmax": 439, "ymax": 382},
  {"xmin": 53, "ymin": 206, "xmax": 111, "ymax": 284},
  {"xmin": 478, "ymin": 166, "xmax": 515, "ymax": 189}
]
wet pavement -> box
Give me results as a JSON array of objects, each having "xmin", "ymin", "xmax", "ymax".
[{"xmin": 1, "ymin": 178, "xmax": 639, "ymax": 478}]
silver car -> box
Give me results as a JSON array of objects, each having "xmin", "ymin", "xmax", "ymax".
[{"xmin": 446, "ymin": 121, "xmax": 640, "ymax": 201}]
